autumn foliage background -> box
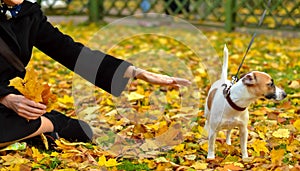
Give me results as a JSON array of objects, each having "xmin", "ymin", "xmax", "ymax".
[{"xmin": 0, "ymin": 20, "xmax": 299, "ymax": 171}]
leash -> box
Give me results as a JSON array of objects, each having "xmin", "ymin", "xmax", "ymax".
[
  {"xmin": 231, "ymin": 0, "xmax": 272, "ymax": 85},
  {"xmin": 222, "ymin": 0, "xmax": 272, "ymax": 110}
]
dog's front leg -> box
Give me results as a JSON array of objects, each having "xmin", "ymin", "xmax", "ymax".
[
  {"xmin": 239, "ymin": 125, "xmax": 248, "ymax": 159},
  {"xmin": 207, "ymin": 128, "xmax": 217, "ymax": 159},
  {"xmin": 226, "ymin": 129, "xmax": 232, "ymax": 145}
]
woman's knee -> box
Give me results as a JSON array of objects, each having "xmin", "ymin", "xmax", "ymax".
[
  {"xmin": 59, "ymin": 119, "xmax": 93, "ymax": 142},
  {"xmin": 39, "ymin": 116, "xmax": 54, "ymax": 133}
]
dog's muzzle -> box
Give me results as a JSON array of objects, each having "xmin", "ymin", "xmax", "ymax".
[{"xmin": 264, "ymin": 87, "xmax": 287, "ymax": 101}]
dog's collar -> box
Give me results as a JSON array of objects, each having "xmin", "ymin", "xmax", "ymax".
[
  {"xmin": 226, "ymin": 91, "xmax": 247, "ymax": 111},
  {"xmin": 222, "ymin": 83, "xmax": 246, "ymax": 111}
]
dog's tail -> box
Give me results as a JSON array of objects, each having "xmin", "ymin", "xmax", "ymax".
[{"xmin": 221, "ymin": 44, "xmax": 228, "ymax": 81}]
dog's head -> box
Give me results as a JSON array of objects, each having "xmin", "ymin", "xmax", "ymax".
[{"xmin": 241, "ymin": 71, "xmax": 286, "ymax": 101}]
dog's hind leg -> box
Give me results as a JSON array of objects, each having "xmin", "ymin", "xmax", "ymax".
[
  {"xmin": 239, "ymin": 125, "xmax": 248, "ymax": 159},
  {"xmin": 226, "ymin": 129, "xmax": 232, "ymax": 145},
  {"xmin": 204, "ymin": 107, "xmax": 210, "ymax": 134},
  {"xmin": 207, "ymin": 128, "xmax": 217, "ymax": 159}
]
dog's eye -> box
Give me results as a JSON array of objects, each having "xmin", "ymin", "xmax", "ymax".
[{"xmin": 267, "ymin": 81, "xmax": 274, "ymax": 87}]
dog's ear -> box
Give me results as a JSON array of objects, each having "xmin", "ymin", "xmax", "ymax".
[{"xmin": 242, "ymin": 73, "xmax": 256, "ymax": 86}]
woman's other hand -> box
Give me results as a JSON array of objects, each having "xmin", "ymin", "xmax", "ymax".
[{"xmin": 0, "ymin": 94, "xmax": 46, "ymax": 120}]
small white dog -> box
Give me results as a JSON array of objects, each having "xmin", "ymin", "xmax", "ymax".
[{"xmin": 204, "ymin": 45, "xmax": 286, "ymax": 159}]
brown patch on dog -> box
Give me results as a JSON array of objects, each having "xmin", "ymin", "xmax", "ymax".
[
  {"xmin": 245, "ymin": 71, "xmax": 275, "ymax": 97},
  {"xmin": 207, "ymin": 88, "xmax": 217, "ymax": 111}
]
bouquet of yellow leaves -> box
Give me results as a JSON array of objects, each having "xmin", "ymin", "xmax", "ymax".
[{"xmin": 9, "ymin": 66, "xmax": 57, "ymax": 112}]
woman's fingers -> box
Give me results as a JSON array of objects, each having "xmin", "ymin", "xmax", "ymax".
[
  {"xmin": 150, "ymin": 73, "xmax": 191, "ymax": 87},
  {"xmin": 127, "ymin": 67, "xmax": 192, "ymax": 87},
  {"xmin": 16, "ymin": 99, "xmax": 46, "ymax": 119},
  {"xmin": 23, "ymin": 98, "xmax": 47, "ymax": 111},
  {"xmin": 2, "ymin": 94, "xmax": 47, "ymax": 120},
  {"xmin": 17, "ymin": 102, "xmax": 46, "ymax": 115},
  {"xmin": 169, "ymin": 77, "xmax": 192, "ymax": 86}
]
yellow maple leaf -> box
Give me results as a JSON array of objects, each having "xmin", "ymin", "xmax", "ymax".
[
  {"xmin": 154, "ymin": 156, "xmax": 169, "ymax": 163},
  {"xmin": 98, "ymin": 155, "xmax": 120, "ymax": 167},
  {"xmin": 198, "ymin": 125, "xmax": 208, "ymax": 137},
  {"xmin": 270, "ymin": 149, "xmax": 285, "ymax": 165},
  {"xmin": 8, "ymin": 77, "xmax": 23, "ymax": 92},
  {"xmin": 40, "ymin": 133, "xmax": 49, "ymax": 150},
  {"xmin": 1, "ymin": 153, "xmax": 30, "ymax": 166},
  {"xmin": 105, "ymin": 158, "xmax": 120, "ymax": 167},
  {"xmin": 293, "ymin": 119, "xmax": 300, "ymax": 131},
  {"xmin": 287, "ymin": 140, "xmax": 300, "ymax": 156},
  {"xmin": 191, "ymin": 161, "xmax": 208, "ymax": 170},
  {"xmin": 127, "ymin": 92, "xmax": 145, "ymax": 101},
  {"xmin": 5, "ymin": 164, "xmax": 21, "ymax": 171},
  {"xmin": 98, "ymin": 155, "xmax": 106, "ymax": 166},
  {"xmin": 272, "ymin": 129, "xmax": 290, "ymax": 138},
  {"xmin": 251, "ymin": 110, "xmax": 267, "ymax": 116},
  {"xmin": 9, "ymin": 67, "xmax": 57, "ymax": 112},
  {"xmin": 31, "ymin": 147, "xmax": 46, "ymax": 162},
  {"xmin": 200, "ymin": 142, "xmax": 208, "ymax": 152},
  {"xmin": 58, "ymin": 95, "xmax": 74, "ymax": 105},
  {"xmin": 41, "ymin": 84, "xmax": 58, "ymax": 112},
  {"xmin": 173, "ymin": 143, "xmax": 185, "ymax": 152},
  {"xmin": 251, "ymin": 139, "xmax": 269, "ymax": 154},
  {"xmin": 10, "ymin": 67, "xmax": 44, "ymax": 103}
]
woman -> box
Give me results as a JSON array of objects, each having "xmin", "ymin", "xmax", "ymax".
[{"xmin": 0, "ymin": 0, "xmax": 191, "ymax": 147}]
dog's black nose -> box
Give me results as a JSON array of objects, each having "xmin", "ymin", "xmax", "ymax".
[
  {"xmin": 282, "ymin": 92, "xmax": 287, "ymax": 98},
  {"xmin": 265, "ymin": 93, "xmax": 276, "ymax": 99}
]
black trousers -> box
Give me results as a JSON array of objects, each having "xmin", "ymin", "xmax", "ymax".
[{"xmin": 0, "ymin": 104, "xmax": 93, "ymax": 143}]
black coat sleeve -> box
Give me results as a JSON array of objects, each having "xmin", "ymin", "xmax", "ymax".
[
  {"xmin": 0, "ymin": 85, "xmax": 20, "ymax": 97},
  {"xmin": 33, "ymin": 12, "xmax": 132, "ymax": 96},
  {"xmin": 0, "ymin": 57, "xmax": 22, "ymax": 97}
]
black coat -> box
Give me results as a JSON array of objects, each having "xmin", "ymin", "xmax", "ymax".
[{"xmin": 0, "ymin": 1, "xmax": 131, "ymax": 97}]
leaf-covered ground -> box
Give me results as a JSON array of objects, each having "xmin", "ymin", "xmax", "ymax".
[{"xmin": 0, "ymin": 21, "xmax": 299, "ymax": 171}]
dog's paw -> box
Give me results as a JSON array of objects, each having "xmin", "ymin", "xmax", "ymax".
[
  {"xmin": 206, "ymin": 154, "xmax": 215, "ymax": 160},
  {"xmin": 242, "ymin": 156, "xmax": 253, "ymax": 162},
  {"xmin": 206, "ymin": 157, "xmax": 215, "ymax": 162}
]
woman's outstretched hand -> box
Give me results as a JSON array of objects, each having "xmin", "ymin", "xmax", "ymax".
[
  {"xmin": 124, "ymin": 66, "xmax": 192, "ymax": 87},
  {"xmin": 0, "ymin": 94, "xmax": 46, "ymax": 120},
  {"xmin": 136, "ymin": 70, "xmax": 191, "ymax": 88}
]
